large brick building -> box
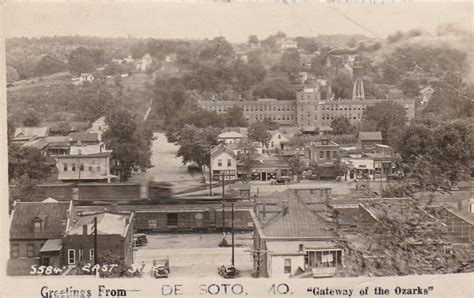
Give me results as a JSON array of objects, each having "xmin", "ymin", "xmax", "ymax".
[{"xmin": 199, "ymin": 89, "xmax": 415, "ymax": 130}]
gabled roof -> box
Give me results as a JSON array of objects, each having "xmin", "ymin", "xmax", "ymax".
[
  {"xmin": 66, "ymin": 212, "xmax": 132, "ymax": 237},
  {"xmin": 210, "ymin": 143, "xmax": 238, "ymax": 159},
  {"xmin": 10, "ymin": 201, "xmax": 70, "ymax": 239},
  {"xmin": 69, "ymin": 132, "xmax": 99, "ymax": 142},
  {"xmin": 14, "ymin": 127, "xmax": 49, "ymax": 139},
  {"xmin": 262, "ymin": 191, "xmax": 337, "ymax": 238},
  {"xmin": 358, "ymin": 131, "xmax": 383, "ymax": 141}
]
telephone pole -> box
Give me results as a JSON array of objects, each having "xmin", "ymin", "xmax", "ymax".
[
  {"xmin": 94, "ymin": 216, "xmax": 98, "ymax": 265},
  {"xmin": 231, "ymin": 203, "xmax": 234, "ymax": 266}
]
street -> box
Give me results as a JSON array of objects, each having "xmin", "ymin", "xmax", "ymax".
[
  {"xmin": 146, "ymin": 132, "xmax": 204, "ymax": 193},
  {"xmin": 134, "ymin": 233, "xmax": 254, "ymax": 278}
]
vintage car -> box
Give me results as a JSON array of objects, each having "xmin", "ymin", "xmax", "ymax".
[
  {"xmin": 270, "ymin": 176, "xmax": 291, "ymax": 185},
  {"xmin": 152, "ymin": 258, "xmax": 170, "ymax": 278},
  {"xmin": 218, "ymin": 264, "xmax": 237, "ymax": 278},
  {"xmin": 133, "ymin": 233, "xmax": 148, "ymax": 247}
]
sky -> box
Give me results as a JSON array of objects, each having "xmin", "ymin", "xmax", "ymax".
[{"xmin": 2, "ymin": 2, "xmax": 472, "ymax": 42}]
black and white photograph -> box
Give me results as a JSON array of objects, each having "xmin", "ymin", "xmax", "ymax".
[{"xmin": 1, "ymin": 0, "xmax": 473, "ymax": 296}]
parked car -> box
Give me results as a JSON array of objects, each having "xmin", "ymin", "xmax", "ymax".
[
  {"xmin": 187, "ymin": 164, "xmax": 201, "ymax": 173},
  {"xmin": 218, "ymin": 264, "xmax": 237, "ymax": 278},
  {"xmin": 133, "ymin": 233, "xmax": 148, "ymax": 247},
  {"xmin": 152, "ymin": 258, "xmax": 170, "ymax": 278},
  {"xmin": 270, "ymin": 176, "xmax": 291, "ymax": 185}
]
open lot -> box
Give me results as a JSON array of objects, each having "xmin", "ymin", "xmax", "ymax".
[{"xmin": 134, "ymin": 233, "xmax": 254, "ymax": 279}]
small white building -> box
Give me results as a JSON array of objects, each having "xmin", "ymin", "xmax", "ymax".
[
  {"xmin": 136, "ymin": 54, "xmax": 153, "ymax": 72},
  {"xmin": 267, "ymin": 130, "xmax": 290, "ymax": 151},
  {"xmin": 79, "ymin": 73, "xmax": 95, "ymax": 83},
  {"xmin": 341, "ymin": 155, "xmax": 374, "ymax": 180},
  {"xmin": 210, "ymin": 144, "xmax": 238, "ymax": 181}
]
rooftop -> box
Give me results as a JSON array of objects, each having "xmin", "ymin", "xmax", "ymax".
[
  {"xmin": 358, "ymin": 132, "xmax": 383, "ymax": 141},
  {"xmin": 14, "ymin": 127, "xmax": 49, "ymax": 139},
  {"xmin": 10, "ymin": 201, "xmax": 70, "ymax": 240},
  {"xmin": 69, "ymin": 132, "xmax": 99, "ymax": 143},
  {"xmin": 67, "ymin": 212, "xmax": 132, "ymax": 237},
  {"xmin": 259, "ymin": 190, "xmax": 337, "ymax": 239}
]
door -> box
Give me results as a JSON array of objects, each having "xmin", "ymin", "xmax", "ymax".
[
  {"xmin": 167, "ymin": 213, "xmax": 178, "ymax": 228},
  {"xmin": 262, "ymin": 172, "xmax": 267, "ymax": 181}
]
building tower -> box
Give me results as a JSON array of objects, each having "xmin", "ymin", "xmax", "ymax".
[{"xmin": 352, "ymin": 58, "xmax": 365, "ymax": 101}]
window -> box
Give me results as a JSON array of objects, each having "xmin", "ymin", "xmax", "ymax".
[
  {"xmin": 218, "ymin": 159, "xmax": 222, "ymax": 167},
  {"xmin": 68, "ymin": 249, "xmax": 76, "ymax": 265},
  {"xmin": 89, "ymin": 249, "xmax": 95, "ymax": 261},
  {"xmin": 78, "ymin": 249, "xmax": 83, "ymax": 262},
  {"xmin": 89, "ymin": 165, "xmax": 93, "ymax": 172},
  {"xmin": 227, "ymin": 159, "xmax": 232, "ymax": 167},
  {"xmin": 284, "ymin": 259, "xmax": 291, "ymax": 273},
  {"xmin": 11, "ymin": 244, "xmax": 19, "ymax": 258},
  {"xmin": 27, "ymin": 244, "xmax": 35, "ymax": 258},
  {"xmin": 148, "ymin": 219, "xmax": 157, "ymax": 228},
  {"xmin": 79, "ymin": 164, "xmax": 84, "ymax": 171},
  {"xmin": 71, "ymin": 163, "xmax": 76, "ymax": 171},
  {"xmin": 319, "ymin": 151, "xmax": 324, "ymax": 159},
  {"xmin": 34, "ymin": 221, "xmax": 42, "ymax": 233},
  {"xmin": 63, "ymin": 163, "xmax": 68, "ymax": 172},
  {"xmin": 97, "ymin": 165, "xmax": 101, "ymax": 172}
]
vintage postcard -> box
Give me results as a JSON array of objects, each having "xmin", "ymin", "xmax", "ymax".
[{"xmin": 1, "ymin": 0, "xmax": 473, "ymax": 297}]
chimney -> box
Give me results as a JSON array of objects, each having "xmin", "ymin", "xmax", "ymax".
[{"xmin": 82, "ymin": 224, "xmax": 88, "ymax": 235}]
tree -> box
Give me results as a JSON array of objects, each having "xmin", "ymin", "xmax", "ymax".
[
  {"xmin": 6, "ymin": 65, "xmax": 20, "ymax": 83},
  {"xmin": 248, "ymin": 121, "xmax": 272, "ymax": 147},
  {"xmin": 8, "ymin": 144, "xmax": 52, "ymax": 182},
  {"xmin": 22, "ymin": 110, "xmax": 41, "ymax": 127},
  {"xmin": 68, "ymin": 47, "xmax": 104, "ymax": 75},
  {"xmin": 33, "ymin": 55, "xmax": 66, "ymax": 77},
  {"xmin": 288, "ymin": 155, "xmax": 304, "ymax": 182},
  {"xmin": 103, "ymin": 108, "xmax": 153, "ymax": 181},
  {"xmin": 235, "ymin": 139, "xmax": 258, "ymax": 181},
  {"xmin": 222, "ymin": 106, "xmax": 248, "ymax": 127},
  {"xmin": 400, "ymin": 78, "xmax": 420, "ymax": 97},
  {"xmin": 253, "ymin": 79, "xmax": 295, "ymax": 101},
  {"xmin": 71, "ymin": 84, "xmax": 116, "ymax": 122},
  {"xmin": 176, "ymin": 125, "xmax": 220, "ymax": 168},
  {"xmin": 362, "ymin": 101, "xmax": 408, "ymax": 145},
  {"xmin": 331, "ymin": 72, "xmax": 353, "ymax": 99},
  {"xmin": 279, "ymin": 49, "xmax": 301, "ymax": 82},
  {"xmin": 198, "ymin": 37, "xmax": 235, "ymax": 61},
  {"xmin": 248, "ymin": 35, "xmax": 259, "ymax": 46},
  {"xmin": 395, "ymin": 119, "xmax": 471, "ymax": 193},
  {"xmin": 331, "ymin": 116, "xmax": 354, "ymax": 135},
  {"xmin": 261, "ymin": 35, "xmax": 278, "ymax": 50},
  {"xmin": 382, "ymin": 63, "xmax": 400, "ymax": 83},
  {"xmin": 275, "ymin": 31, "xmax": 287, "ymax": 39}
]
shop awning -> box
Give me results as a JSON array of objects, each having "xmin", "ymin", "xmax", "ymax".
[{"xmin": 39, "ymin": 239, "xmax": 63, "ymax": 253}]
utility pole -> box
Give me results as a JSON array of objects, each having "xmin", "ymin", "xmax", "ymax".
[
  {"xmin": 209, "ymin": 154, "xmax": 213, "ymax": 197},
  {"xmin": 94, "ymin": 216, "xmax": 98, "ymax": 265},
  {"xmin": 231, "ymin": 203, "xmax": 234, "ymax": 266},
  {"xmin": 222, "ymin": 174, "xmax": 225, "ymax": 232}
]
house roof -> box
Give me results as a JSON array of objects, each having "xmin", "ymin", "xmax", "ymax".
[
  {"xmin": 21, "ymin": 138, "xmax": 50, "ymax": 150},
  {"xmin": 261, "ymin": 190, "xmax": 337, "ymax": 238},
  {"xmin": 358, "ymin": 132, "xmax": 383, "ymax": 141},
  {"xmin": 210, "ymin": 143, "xmax": 238, "ymax": 159},
  {"xmin": 46, "ymin": 136, "xmax": 70, "ymax": 147},
  {"xmin": 217, "ymin": 131, "xmax": 246, "ymax": 139},
  {"xmin": 14, "ymin": 127, "xmax": 49, "ymax": 139},
  {"xmin": 39, "ymin": 239, "xmax": 63, "ymax": 252},
  {"xmin": 69, "ymin": 132, "xmax": 99, "ymax": 142},
  {"xmin": 66, "ymin": 212, "xmax": 132, "ymax": 237},
  {"xmin": 54, "ymin": 151, "xmax": 112, "ymax": 158},
  {"xmin": 10, "ymin": 201, "xmax": 70, "ymax": 239}
]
